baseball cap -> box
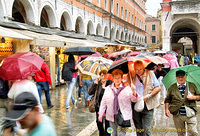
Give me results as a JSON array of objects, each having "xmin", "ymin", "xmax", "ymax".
[
  {"xmin": 176, "ymin": 70, "xmax": 186, "ymax": 77},
  {"xmin": 5, "ymin": 92, "xmax": 38, "ymax": 121}
]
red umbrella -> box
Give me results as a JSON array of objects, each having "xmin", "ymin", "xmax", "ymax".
[
  {"xmin": 127, "ymin": 51, "xmax": 141, "ymax": 57},
  {"xmin": 0, "ymin": 52, "xmax": 44, "ymax": 80}
]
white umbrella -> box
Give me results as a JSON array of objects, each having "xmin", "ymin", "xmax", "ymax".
[{"xmin": 153, "ymin": 50, "xmax": 166, "ymax": 54}]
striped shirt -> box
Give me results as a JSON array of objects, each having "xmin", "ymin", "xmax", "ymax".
[{"xmin": 177, "ymin": 83, "xmax": 186, "ymax": 115}]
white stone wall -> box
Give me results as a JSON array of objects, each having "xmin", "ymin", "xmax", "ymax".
[{"xmin": 0, "ymin": 0, "xmax": 145, "ymax": 43}]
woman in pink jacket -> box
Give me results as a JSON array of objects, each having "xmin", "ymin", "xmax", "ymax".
[{"xmin": 98, "ymin": 69, "xmax": 137, "ymax": 136}]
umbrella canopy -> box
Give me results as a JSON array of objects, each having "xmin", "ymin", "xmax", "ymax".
[
  {"xmin": 63, "ymin": 47, "xmax": 96, "ymax": 55},
  {"xmin": 77, "ymin": 57, "xmax": 113, "ymax": 78},
  {"xmin": 0, "ymin": 52, "xmax": 44, "ymax": 80},
  {"xmin": 108, "ymin": 51, "xmax": 125, "ymax": 58},
  {"xmin": 163, "ymin": 54, "xmax": 177, "ymax": 61},
  {"xmin": 80, "ymin": 52, "xmax": 102, "ymax": 58},
  {"xmin": 108, "ymin": 58, "xmax": 129, "ymax": 74},
  {"xmin": 145, "ymin": 56, "xmax": 169, "ymax": 65},
  {"xmin": 153, "ymin": 50, "xmax": 166, "ymax": 54},
  {"xmin": 166, "ymin": 51, "xmax": 178, "ymax": 56},
  {"xmin": 162, "ymin": 65, "xmax": 200, "ymax": 91},
  {"xmin": 127, "ymin": 51, "xmax": 141, "ymax": 57}
]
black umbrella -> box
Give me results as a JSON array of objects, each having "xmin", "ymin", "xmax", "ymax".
[
  {"xmin": 62, "ymin": 47, "xmax": 96, "ymax": 55},
  {"xmin": 108, "ymin": 58, "xmax": 129, "ymax": 74}
]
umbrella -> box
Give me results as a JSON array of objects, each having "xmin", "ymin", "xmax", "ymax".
[
  {"xmin": 153, "ymin": 50, "xmax": 166, "ymax": 54},
  {"xmin": 108, "ymin": 58, "xmax": 129, "ymax": 74},
  {"xmin": 145, "ymin": 56, "xmax": 169, "ymax": 65},
  {"xmin": 0, "ymin": 52, "xmax": 44, "ymax": 80},
  {"xmin": 63, "ymin": 47, "xmax": 96, "ymax": 55},
  {"xmin": 162, "ymin": 65, "xmax": 200, "ymax": 91},
  {"xmin": 77, "ymin": 57, "xmax": 113, "ymax": 78},
  {"xmin": 127, "ymin": 51, "xmax": 141, "ymax": 57},
  {"xmin": 108, "ymin": 51, "xmax": 125, "ymax": 58},
  {"xmin": 79, "ymin": 52, "xmax": 102, "ymax": 58},
  {"xmin": 166, "ymin": 51, "xmax": 178, "ymax": 56},
  {"xmin": 163, "ymin": 54, "xmax": 177, "ymax": 61},
  {"xmin": 120, "ymin": 49, "xmax": 132, "ymax": 53}
]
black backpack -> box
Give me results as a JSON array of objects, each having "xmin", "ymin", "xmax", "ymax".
[
  {"xmin": 0, "ymin": 78, "xmax": 9, "ymax": 99},
  {"xmin": 62, "ymin": 62, "xmax": 73, "ymax": 82}
]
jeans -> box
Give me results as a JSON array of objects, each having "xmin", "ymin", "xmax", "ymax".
[
  {"xmin": 65, "ymin": 78, "xmax": 76, "ymax": 107},
  {"xmin": 57, "ymin": 66, "xmax": 60, "ymax": 83},
  {"xmin": 82, "ymin": 79, "xmax": 93, "ymax": 104},
  {"xmin": 36, "ymin": 82, "xmax": 52, "ymax": 107},
  {"xmin": 132, "ymin": 103, "xmax": 154, "ymax": 136},
  {"xmin": 96, "ymin": 111, "xmax": 110, "ymax": 136}
]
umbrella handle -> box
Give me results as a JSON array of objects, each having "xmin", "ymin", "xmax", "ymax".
[{"xmin": 129, "ymin": 72, "xmax": 133, "ymax": 84}]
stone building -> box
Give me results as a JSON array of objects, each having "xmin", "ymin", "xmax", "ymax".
[
  {"xmin": 145, "ymin": 15, "xmax": 161, "ymax": 49},
  {"xmin": 161, "ymin": 0, "xmax": 200, "ymax": 55},
  {"xmin": 0, "ymin": 0, "xmax": 146, "ymax": 87}
]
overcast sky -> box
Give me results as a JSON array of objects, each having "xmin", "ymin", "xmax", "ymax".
[{"xmin": 146, "ymin": 0, "xmax": 162, "ymax": 17}]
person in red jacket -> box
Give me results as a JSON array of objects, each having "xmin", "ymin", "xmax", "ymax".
[{"xmin": 34, "ymin": 55, "xmax": 54, "ymax": 109}]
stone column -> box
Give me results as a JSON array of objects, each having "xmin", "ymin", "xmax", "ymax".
[
  {"xmin": 49, "ymin": 47, "xmax": 56, "ymax": 89},
  {"xmin": 162, "ymin": 36, "xmax": 171, "ymax": 51}
]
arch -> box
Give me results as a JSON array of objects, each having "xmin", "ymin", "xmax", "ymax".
[
  {"xmin": 121, "ymin": 31, "xmax": 124, "ymax": 41},
  {"xmin": 96, "ymin": 23, "xmax": 102, "ymax": 36},
  {"xmin": 125, "ymin": 33, "xmax": 128, "ymax": 42},
  {"xmin": 128, "ymin": 34, "xmax": 132, "ymax": 42},
  {"xmin": 132, "ymin": 35, "xmax": 134, "ymax": 42},
  {"xmin": 170, "ymin": 18, "xmax": 200, "ymax": 53},
  {"xmin": 104, "ymin": 26, "xmax": 109, "ymax": 38},
  {"xmin": 111, "ymin": 28, "xmax": 115, "ymax": 40},
  {"xmin": 0, "ymin": 0, "xmax": 6, "ymax": 20},
  {"xmin": 116, "ymin": 30, "xmax": 120, "ymax": 40},
  {"xmin": 60, "ymin": 11, "xmax": 72, "ymax": 31},
  {"xmin": 12, "ymin": 0, "xmax": 35, "ymax": 24},
  {"xmin": 87, "ymin": 20, "xmax": 95, "ymax": 35},
  {"xmin": 75, "ymin": 16, "xmax": 84, "ymax": 34},
  {"xmin": 40, "ymin": 4, "xmax": 57, "ymax": 27}
]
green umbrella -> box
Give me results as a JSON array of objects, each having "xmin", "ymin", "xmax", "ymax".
[{"xmin": 162, "ymin": 65, "xmax": 200, "ymax": 91}]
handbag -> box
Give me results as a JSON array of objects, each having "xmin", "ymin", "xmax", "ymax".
[
  {"xmin": 89, "ymin": 96, "xmax": 96, "ymax": 113},
  {"xmin": 134, "ymin": 97, "xmax": 144, "ymax": 112},
  {"xmin": 117, "ymin": 111, "xmax": 131, "ymax": 127},
  {"xmin": 185, "ymin": 83, "xmax": 196, "ymax": 117}
]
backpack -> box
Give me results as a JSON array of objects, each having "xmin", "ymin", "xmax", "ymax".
[
  {"xmin": 0, "ymin": 78, "xmax": 9, "ymax": 99},
  {"xmin": 62, "ymin": 62, "xmax": 73, "ymax": 81}
]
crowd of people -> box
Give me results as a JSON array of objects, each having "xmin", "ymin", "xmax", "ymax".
[{"xmin": 0, "ymin": 50, "xmax": 200, "ymax": 136}]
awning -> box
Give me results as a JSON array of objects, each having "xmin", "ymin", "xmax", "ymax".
[
  {"xmin": 0, "ymin": 26, "xmax": 33, "ymax": 40},
  {"xmin": 12, "ymin": 30, "xmax": 65, "ymax": 47}
]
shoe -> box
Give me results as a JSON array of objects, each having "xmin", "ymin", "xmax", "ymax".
[
  {"xmin": 74, "ymin": 100, "xmax": 77, "ymax": 105},
  {"xmin": 48, "ymin": 105, "xmax": 54, "ymax": 109},
  {"xmin": 66, "ymin": 106, "xmax": 70, "ymax": 109},
  {"xmin": 85, "ymin": 104, "xmax": 89, "ymax": 107}
]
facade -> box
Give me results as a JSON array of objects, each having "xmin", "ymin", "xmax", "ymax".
[
  {"xmin": 145, "ymin": 15, "xmax": 161, "ymax": 49},
  {"xmin": 0, "ymin": 0, "xmax": 146, "ymax": 87},
  {"xmin": 161, "ymin": 0, "xmax": 200, "ymax": 55}
]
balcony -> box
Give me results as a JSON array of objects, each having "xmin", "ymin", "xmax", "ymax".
[{"xmin": 171, "ymin": 0, "xmax": 200, "ymax": 15}]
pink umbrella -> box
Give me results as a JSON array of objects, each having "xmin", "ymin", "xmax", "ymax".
[
  {"xmin": 127, "ymin": 51, "xmax": 141, "ymax": 57},
  {"xmin": 108, "ymin": 51, "xmax": 124, "ymax": 58},
  {"xmin": 163, "ymin": 54, "xmax": 177, "ymax": 61},
  {"xmin": 0, "ymin": 52, "xmax": 44, "ymax": 80}
]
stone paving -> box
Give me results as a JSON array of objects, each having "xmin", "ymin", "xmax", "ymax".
[{"xmin": 41, "ymin": 85, "xmax": 200, "ymax": 136}]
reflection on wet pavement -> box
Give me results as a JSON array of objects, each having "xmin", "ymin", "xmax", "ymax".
[
  {"xmin": 41, "ymin": 85, "xmax": 200, "ymax": 136},
  {"xmin": 41, "ymin": 85, "xmax": 96, "ymax": 136}
]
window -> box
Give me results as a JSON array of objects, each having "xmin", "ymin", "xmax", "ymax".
[
  {"xmin": 105, "ymin": 0, "xmax": 107, "ymax": 10},
  {"xmin": 97, "ymin": 0, "xmax": 100, "ymax": 6},
  {"xmin": 145, "ymin": 25, "xmax": 147, "ymax": 31},
  {"xmin": 145, "ymin": 36, "xmax": 147, "ymax": 43},
  {"xmin": 152, "ymin": 36, "xmax": 156, "ymax": 43},
  {"xmin": 129, "ymin": 12, "xmax": 131, "ymax": 23},
  {"xmin": 125, "ymin": 9, "xmax": 127, "ymax": 21},
  {"xmin": 152, "ymin": 24, "xmax": 156, "ymax": 31},
  {"xmin": 132, "ymin": 14, "xmax": 134, "ymax": 24},
  {"xmin": 121, "ymin": 7, "xmax": 123, "ymax": 19},
  {"xmin": 116, "ymin": 3, "xmax": 119, "ymax": 16},
  {"xmin": 111, "ymin": 0, "xmax": 114, "ymax": 13},
  {"xmin": 135, "ymin": 17, "xmax": 136, "ymax": 25}
]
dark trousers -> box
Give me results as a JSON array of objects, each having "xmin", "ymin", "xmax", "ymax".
[
  {"xmin": 96, "ymin": 111, "xmax": 110, "ymax": 136},
  {"xmin": 132, "ymin": 103, "xmax": 154, "ymax": 136},
  {"xmin": 36, "ymin": 81, "xmax": 52, "ymax": 107}
]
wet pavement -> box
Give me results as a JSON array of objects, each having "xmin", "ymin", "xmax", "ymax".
[{"xmin": 41, "ymin": 85, "xmax": 200, "ymax": 136}]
